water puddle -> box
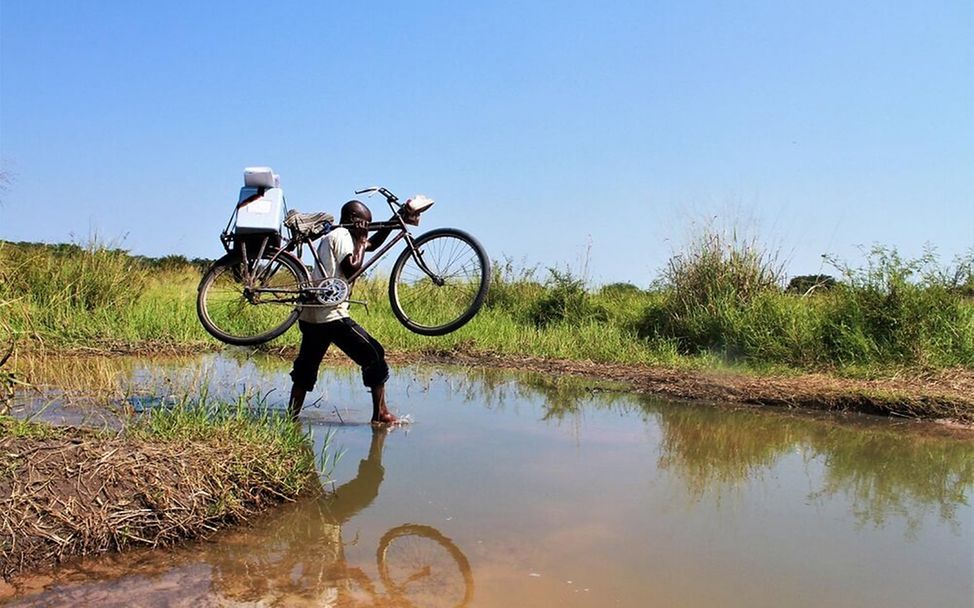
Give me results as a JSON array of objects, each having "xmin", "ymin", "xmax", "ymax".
[{"xmin": 4, "ymin": 353, "xmax": 973, "ymax": 607}]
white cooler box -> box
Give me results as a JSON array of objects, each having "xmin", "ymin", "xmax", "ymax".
[
  {"xmin": 235, "ymin": 167, "xmax": 284, "ymax": 234},
  {"xmin": 236, "ymin": 187, "xmax": 284, "ymax": 234}
]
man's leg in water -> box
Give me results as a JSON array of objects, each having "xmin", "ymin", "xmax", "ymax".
[
  {"xmin": 330, "ymin": 318, "xmax": 395, "ymax": 424},
  {"xmin": 288, "ymin": 385, "xmax": 307, "ymax": 421},
  {"xmin": 288, "ymin": 321, "xmax": 330, "ymax": 421},
  {"xmin": 369, "ymin": 384, "xmax": 397, "ymax": 425}
]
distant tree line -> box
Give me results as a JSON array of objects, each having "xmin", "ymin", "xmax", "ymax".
[{"xmin": 0, "ymin": 240, "xmax": 215, "ymax": 272}]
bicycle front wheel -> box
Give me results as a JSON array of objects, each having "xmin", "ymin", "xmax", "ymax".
[
  {"xmin": 388, "ymin": 228, "xmax": 490, "ymax": 336},
  {"xmin": 197, "ymin": 250, "xmax": 308, "ymax": 346}
]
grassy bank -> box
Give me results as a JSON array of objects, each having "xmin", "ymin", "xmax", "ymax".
[
  {"xmin": 0, "ymin": 399, "xmax": 322, "ymax": 580},
  {"xmin": 2, "ymin": 237, "xmax": 971, "ymax": 374}
]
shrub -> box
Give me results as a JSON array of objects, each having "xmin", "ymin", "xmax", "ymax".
[
  {"xmin": 820, "ymin": 245, "xmax": 974, "ymax": 366},
  {"xmin": 598, "ymin": 282, "xmax": 644, "ymax": 297},
  {"xmin": 786, "ymin": 274, "xmax": 837, "ymax": 295},
  {"xmin": 528, "ymin": 267, "xmax": 608, "ymax": 327},
  {"xmin": 638, "ymin": 225, "xmax": 785, "ymax": 358}
]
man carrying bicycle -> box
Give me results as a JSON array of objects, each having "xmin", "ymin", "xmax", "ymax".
[{"xmin": 287, "ymin": 200, "xmax": 417, "ymax": 425}]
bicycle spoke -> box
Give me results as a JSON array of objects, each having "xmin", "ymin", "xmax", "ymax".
[
  {"xmin": 389, "ymin": 229, "xmax": 489, "ymax": 336},
  {"xmin": 198, "ymin": 253, "xmax": 303, "ymax": 344}
]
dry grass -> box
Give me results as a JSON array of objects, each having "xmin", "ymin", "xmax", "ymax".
[{"xmin": 0, "ymin": 420, "xmax": 319, "ymax": 580}]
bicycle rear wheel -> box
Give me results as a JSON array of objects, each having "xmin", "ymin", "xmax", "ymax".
[
  {"xmin": 388, "ymin": 228, "xmax": 490, "ymax": 336},
  {"xmin": 377, "ymin": 524, "xmax": 474, "ymax": 608},
  {"xmin": 197, "ymin": 250, "xmax": 308, "ymax": 346}
]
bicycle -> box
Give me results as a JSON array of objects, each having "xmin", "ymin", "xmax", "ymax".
[{"xmin": 196, "ymin": 186, "xmax": 491, "ymax": 346}]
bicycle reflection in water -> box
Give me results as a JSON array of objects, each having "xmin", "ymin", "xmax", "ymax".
[{"xmin": 208, "ymin": 426, "xmax": 474, "ymax": 608}]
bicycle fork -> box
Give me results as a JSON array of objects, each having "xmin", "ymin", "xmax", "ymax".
[{"xmin": 404, "ymin": 235, "xmax": 446, "ymax": 286}]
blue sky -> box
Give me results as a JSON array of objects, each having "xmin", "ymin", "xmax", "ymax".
[{"xmin": 1, "ymin": 1, "xmax": 971, "ymax": 285}]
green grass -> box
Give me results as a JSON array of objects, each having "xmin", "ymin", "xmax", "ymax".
[
  {"xmin": 1, "ymin": 392, "xmax": 325, "ymax": 497},
  {"xmin": 2, "ymin": 237, "xmax": 972, "ymax": 374},
  {"xmin": 0, "ymin": 415, "xmax": 65, "ymax": 440},
  {"xmin": 129, "ymin": 392, "xmax": 324, "ymax": 495}
]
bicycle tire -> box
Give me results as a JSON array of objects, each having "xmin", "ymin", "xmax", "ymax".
[
  {"xmin": 197, "ymin": 250, "xmax": 308, "ymax": 346},
  {"xmin": 377, "ymin": 524, "xmax": 474, "ymax": 608},
  {"xmin": 388, "ymin": 228, "xmax": 490, "ymax": 336}
]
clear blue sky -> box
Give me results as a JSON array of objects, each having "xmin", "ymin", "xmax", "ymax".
[{"xmin": 1, "ymin": 1, "xmax": 971, "ymax": 285}]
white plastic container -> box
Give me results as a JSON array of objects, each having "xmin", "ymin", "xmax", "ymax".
[
  {"xmin": 243, "ymin": 166, "xmax": 276, "ymax": 188},
  {"xmin": 236, "ymin": 187, "xmax": 284, "ymax": 234}
]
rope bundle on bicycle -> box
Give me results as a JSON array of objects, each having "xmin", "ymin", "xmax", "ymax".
[{"xmin": 284, "ymin": 210, "xmax": 335, "ymax": 241}]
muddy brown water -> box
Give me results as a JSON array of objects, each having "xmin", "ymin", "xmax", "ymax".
[{"xmin": 4, "ymin": 353, "xmax": 973, "ymax": 607}]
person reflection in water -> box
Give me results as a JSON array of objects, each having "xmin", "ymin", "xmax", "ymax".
[
  {"xmin": 211, "ymin": 427, "xmax": 473, "ymax": 606},
  {"xmin": 208, "ymin": 426, "xmax": 387, "ymax": 605}
]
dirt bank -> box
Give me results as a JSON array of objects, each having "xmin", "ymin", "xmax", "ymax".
[
  {"xmin": 14, "ymin": 341, "xmax": 974, "ymax": 426},
  {"xmin": 415, "ymin": 350, "xmax": 974, "ymax": 427},
  {"xmin": 0, "ymin": 421, "xmax": 317, "ymax": 582}
]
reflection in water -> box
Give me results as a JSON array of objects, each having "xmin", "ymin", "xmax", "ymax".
[
  {"xmin": 485, "ymin": 368, "xmax": 972, "ymax": 534},
  {"xmin": 655, "ymin": 404, "xmax": 800, "ymax": 494},
  {"xmin": 465, "ymin": 368, "xmax": 973, "ymax": 534},
  {"xmin": 809, "ymin": 425, "xmax": 972, "ymax": 534},
  {"xmin": 205, "ymin": 427, "xmax": 473, "ymax": 607},
  {"xmin": 6, "ymin": 427, "xmax": 474, "ymax": 608},
  {"xmin": 647, "ymin": 403, "xmax": 974, "ymax": 532},
  {"xmin": 4, "ymin": 353, "xmax": 972, "ymax": 607}
]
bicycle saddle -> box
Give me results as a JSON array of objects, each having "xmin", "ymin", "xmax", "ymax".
[{"xmin": 284, "ymin": 210, "xmax": 335, "ymax": 239}]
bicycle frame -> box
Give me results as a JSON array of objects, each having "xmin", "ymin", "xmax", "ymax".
[{"xmin": 232, "ymin": 188, "xmax": 441, "ymax": 306}]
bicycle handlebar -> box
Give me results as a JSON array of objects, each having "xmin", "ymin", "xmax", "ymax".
[
  {"xmin": 354, "ymin": 186, "xmax": 399, "ymax": 205},
  {"xmin": 342, "ymin": 187, "xmax": 433, "ymax": 232}
]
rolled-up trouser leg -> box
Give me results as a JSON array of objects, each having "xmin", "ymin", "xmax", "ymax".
[
  {"xmin": 330, "ymin": 318, "xmax": 390, "ymax": 388},
  {"xmin": 289, "ymin": 320, "xmax": 332, "ymax": 391}
]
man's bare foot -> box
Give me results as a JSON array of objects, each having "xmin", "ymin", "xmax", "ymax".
[{"xmin": 371, "ymin": 411, "xmax": 399, "ymax": 426}]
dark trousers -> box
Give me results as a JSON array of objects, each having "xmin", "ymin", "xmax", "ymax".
[{"xmin": 290, "ymin": 318, "xmax": 389, "ymax": 391}]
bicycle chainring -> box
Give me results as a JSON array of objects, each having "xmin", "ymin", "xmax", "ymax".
[{"xmin": 314, "ymin": 277, "xmax": 350, "ymax": 306}]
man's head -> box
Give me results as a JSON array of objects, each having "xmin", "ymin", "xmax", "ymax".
[{"xmin": 340, "ymin": 200, "xmax": 372, "ymax": 224}]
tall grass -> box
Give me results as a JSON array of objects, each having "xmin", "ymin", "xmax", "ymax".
[
  {"xmin": 820, "ymin": 245, "xmax": 974, "ymax": 366},
  {"xmin": 637, "ymin": 233, "xmax": 974, "ymax": 368},
  {"xmin": 1, "ymin": 240, "xmax": 148, "ymax": 341},
  {"xmin": 638, "ymin": 226, "xmax": 786, "ymax": 358},
  {"xmin": 3, "ymin": 238, "xmax": 972, "ymax": 372}
]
